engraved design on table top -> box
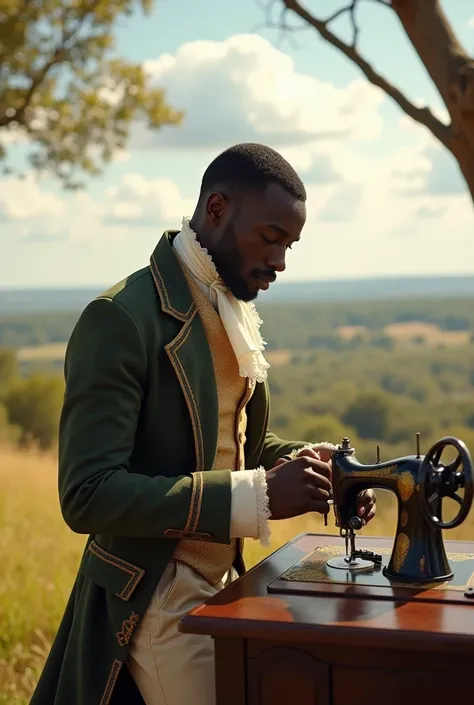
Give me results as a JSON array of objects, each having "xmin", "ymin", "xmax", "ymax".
[
  {"xmin": 393, "ymin": 532, "xmax": 410, "ymax": 572},
  {"xmin": 281, "ymin": 563, "xmax": 474, "ymax": 592},
  {"xmin": 297, "ymin": 545, "xmax": 474, "ymax": 562},
  {"xmin": 397, "ymin": 471, "xmax": 415, "ymax": 502},
  {"xmin": 280, "ymin": 545, "xmax": 474, "ymax": 591},
  {"xmin": 400, "ymin": 510, "xmax": 408, "ymax": 527}
]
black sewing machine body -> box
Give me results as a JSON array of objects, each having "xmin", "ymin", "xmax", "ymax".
[{"xmin": 330, "ymin": 436, "xmax": 474, "ymax": 583}]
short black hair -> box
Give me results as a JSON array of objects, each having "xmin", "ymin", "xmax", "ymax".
[{"xmin": 199, "ymin": 142, "xmax": 306, "ymax": 202}]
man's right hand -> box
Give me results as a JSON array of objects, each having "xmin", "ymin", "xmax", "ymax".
[{"xmin": 265, "ymin": 456, "xmax": 332, "ymax": 520}]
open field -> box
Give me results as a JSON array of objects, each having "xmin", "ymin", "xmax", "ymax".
[
  {"xmin": 16, "ymin": 319, "xmax": 472, "ymax": 372},
  {"xmin": 265, "ymin": 349, "xmax": 293, "ymax": 366},
  {"xmin": 16, "ymin": 343, "xmax": 67, "ymax": 362},
  {"xmin": 1, "ymin": 446, "xmax": 474, "ymax": 703},
  {"xmin": 338, "ymin": 321, "xmax": 472, "ymax": 347}
]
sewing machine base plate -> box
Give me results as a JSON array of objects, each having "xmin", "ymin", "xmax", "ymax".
[{"xmin": 267, "ymin": 543, "xmax": 474, "ymax": 605}]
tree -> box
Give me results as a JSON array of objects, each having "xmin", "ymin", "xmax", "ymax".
[
  {"xmin": 0, "ymin": 0, "xmax": 182, "ymax": 189},
  {"xmin": 342, "ymin": 391, "xmax": 391, "ymax": 439},
  {"xmin": 5, "ymin": 373, "xmax": 65, "ymax": 448},
  {"xmin": 0, "ymin": 348, "xmax": 17, "ymax": 396},
  {"xmin": 259, "ymin": 1, "xmax": 474, "ymax": 203}
]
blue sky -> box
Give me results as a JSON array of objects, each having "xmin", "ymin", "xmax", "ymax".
[{"xmin": 1, "ymin": 0, "xmax": 473, "ymax": 288}]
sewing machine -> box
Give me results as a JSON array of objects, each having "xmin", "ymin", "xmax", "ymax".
[
  {"xmin": 266, "ymin": 433, "xmax": 474, "ymax": 602},
  {"xmin": 327, "ymin": 434, "xmax": 474, "ymax": 582}
]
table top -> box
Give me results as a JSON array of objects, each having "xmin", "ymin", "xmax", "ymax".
[{"xmin": 179, "ymin": 533, "xmax": 474, "ymax": 652}]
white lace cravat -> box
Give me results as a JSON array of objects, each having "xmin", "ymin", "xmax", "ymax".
[{"xmin": 173, "ymin": 217, "xmax": 270, "ymax": 385}]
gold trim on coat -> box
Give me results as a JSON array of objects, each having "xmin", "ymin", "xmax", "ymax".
[
  {"xmin": 100, "ymin": 659, "xmax": 123, "ymax": 705},
  {"xmin": 164, "ymin": 313, "xmax": 205, "ymax": 473}
]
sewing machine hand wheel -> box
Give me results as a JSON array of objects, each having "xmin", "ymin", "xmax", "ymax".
[{"xmin": 420, "ymin": 436, "xmax": 473, "ymax": 529}]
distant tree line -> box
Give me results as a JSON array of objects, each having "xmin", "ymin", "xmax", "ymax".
[
  {"xmin": 1, "ymin": 296, "xmax": 474, "ymax": 351},
  {"xmin": 267, "ymin": 341, "xmax": 474, "ymax": 464},
  {"xmin": 1, "ymin": 325, "xmax": 474, "ymax": 458}
]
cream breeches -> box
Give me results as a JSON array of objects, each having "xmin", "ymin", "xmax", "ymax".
[{"xmin": 126, "ymin": 560, "xmax": 233, "ymax": 705}]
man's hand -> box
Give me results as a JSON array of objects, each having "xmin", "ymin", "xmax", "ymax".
[
  {"xmin": 274, "ymin": 446, "xmax": 377, "ymax": 525},
  {"xmin": 355, "ymin": 489, "xmax": 377, "ymax": 523},
  {"xmin": 266, "ymin": 454, "xmax": 332, "ymax": 521}
]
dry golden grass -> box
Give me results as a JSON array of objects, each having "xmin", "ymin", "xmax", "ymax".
[
  {"xmin": 337, "ymin": 322, "xmax": 471, "ymax": 347},
  {"xmin": 338, "ymin": 325, "xmax": 368, "ymax": 340},
  {"xmin": 1, "ymin": 446, "xmax": 473, "ymax": 703},
  {"xmin": 264, "ymin": 349, "xmax": 292, "ymax": 366},
  {"xmin": 0, "ymin": 446, "xmax": 85, "ymax": 704},
  {"xmin": 17, "ymin": 343, "xmax": 67, "ymax": 362},
  {"xmin": 384, "ymin": 321, "xmax": 471, "ymax": 346}
]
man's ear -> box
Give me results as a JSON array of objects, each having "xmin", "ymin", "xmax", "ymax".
[{"xmin": 206, "ymin": 191, "xmax": 228, "ymax": 227}]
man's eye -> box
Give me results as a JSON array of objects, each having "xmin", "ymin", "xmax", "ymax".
[{"xmin": 262, "ymin": 234, "xmax": 277, "ymax": 244}]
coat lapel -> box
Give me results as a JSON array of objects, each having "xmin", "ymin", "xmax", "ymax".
[{"xmin": 150, "ymin": 231, "xmax": 218, "ymax": 472}]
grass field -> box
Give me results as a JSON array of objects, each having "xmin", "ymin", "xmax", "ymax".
[
  {"xmin": 338, "ymin": 321, "xmax": 472, "ymax": 347},
  {"xmin": 1, "ymin": 446, "xmax": 474, "ymax": 703},
  {"xmin": 16, "ymin": 321, "xmax": 471, "ymax": 372},
  {"xmin": 16, "ymin": 343, "xmax": 67, "ymax": 362}
]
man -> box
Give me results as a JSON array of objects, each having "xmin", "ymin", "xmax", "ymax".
[{"xmin": 31, "ymin": 143, "xmax": 375, "ymax": 705}]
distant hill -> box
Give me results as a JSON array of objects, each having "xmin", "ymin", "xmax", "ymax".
[{"xmin": 1, "ymin": 274, "xmax": 474, "ymax": 315}]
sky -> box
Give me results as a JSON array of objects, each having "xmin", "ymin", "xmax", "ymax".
[{"xmin": 1, "ymin": 0, "xmax": 474, "ymax": 289}]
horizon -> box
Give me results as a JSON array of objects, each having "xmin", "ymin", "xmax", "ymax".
[{"xmin": 1, "ymin": 270, "xmax": 474, "ymax": 291}]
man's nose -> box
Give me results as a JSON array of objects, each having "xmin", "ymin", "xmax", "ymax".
[{"xmin": 267, "ymin": 247, "xmax": 286, "ymax": 272}]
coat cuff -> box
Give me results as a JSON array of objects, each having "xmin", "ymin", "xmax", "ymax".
[
  {"xmin": 287, "ymin": 441, "xmax": 339, "ymax": 458},
  {"xmin": 230, "ymin": 468, "xmax": 271, "ymax": 547}
]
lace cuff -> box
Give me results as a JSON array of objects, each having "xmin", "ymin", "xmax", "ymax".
[
  {"xmin": 229, "ymin": 468, "xmax": 271, "ymax": 547},
  {"xmin": 287, "ymin": 441, "xmax": 339, "ymax": 458}
]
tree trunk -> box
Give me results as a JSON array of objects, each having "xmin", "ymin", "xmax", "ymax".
[
  {"xmin": 454, "ymin": 141, "xmax": 474, "ymax": 203},
  {"xmin": 391, "ymin": 0, "xmax": 474, "ymax": 203},
  {"xmin": 277, "ymin": 0, "xmax": 474, "ymax": 204}
]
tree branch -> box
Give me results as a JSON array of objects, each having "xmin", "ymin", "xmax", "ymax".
[
  {"xmin": 325, "ymin": 1, "xmax": 360, "ymax": 48},
  {"xmin": 0, "ymin": 0, "xmax": 103, "ymax": 129},
  {"xmin": 391, "ymin": 0, "xmax": 474, "ymax": 148},
  {"xmin": 252, "ymin": 0, "xmax": 310, "ymax": 49},
  {"xmin": 269, "ymin": 0, "xmax": 453, "ymax": 150}
]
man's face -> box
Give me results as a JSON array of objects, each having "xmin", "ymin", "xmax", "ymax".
[{"xmin": 207, "ymin": 182, "xmax": 306, "ymax": 302}]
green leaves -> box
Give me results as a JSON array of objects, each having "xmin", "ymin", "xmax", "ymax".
[{"xmin": 0, "ymin": 0, "xmax": 182, "ymax": 188}]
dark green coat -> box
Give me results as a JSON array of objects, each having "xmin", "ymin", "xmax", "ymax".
[{"xmin": 31, "ymin": 232, "xmax": 305, "ymax": 705}]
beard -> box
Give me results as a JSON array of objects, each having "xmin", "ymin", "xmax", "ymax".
[{"xmin": 210, "ymin": 221, "xmax": 257, "ymax": 302}]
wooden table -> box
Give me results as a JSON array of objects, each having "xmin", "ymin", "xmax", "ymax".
[{"xmin": 179, "ymin": 533, "xmax": 474, "ymax": 705}]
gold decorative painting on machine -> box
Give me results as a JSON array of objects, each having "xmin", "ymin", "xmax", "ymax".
[{"xmin": 268, "ymin": 432, "xmax": 474, "ymax": 602}]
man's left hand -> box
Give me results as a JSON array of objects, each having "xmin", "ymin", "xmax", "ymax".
[{"xmin": 278, "ymin": 446, "xmax": 377, "ymax": 525}]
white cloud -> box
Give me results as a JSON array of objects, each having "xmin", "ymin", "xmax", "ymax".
[
  {"xmin": 138, "ymin": 34, "xmax": 384, "ymax": 150},
  {"xmin": 0, "ymin": 175, "xmax": 65, "ymax": 221},
  {"xmin": 387, "ymin": 129, "xmax": 468, "ymax": 196},
  {"xmin": 102, "ymin": 173, "xmax": 194, "ymax": 226},
  {"xmin": 468, "ymin": 16, "xmax": 474, "ymax": 28}
]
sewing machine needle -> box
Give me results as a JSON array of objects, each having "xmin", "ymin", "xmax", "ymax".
[
  {"xmin": 324, "ymin": 499, "xmax": 333, "ymax": 527},
  {"xmin": 350, "ymin": 533, "xmax": 356, "ymax": 558}
]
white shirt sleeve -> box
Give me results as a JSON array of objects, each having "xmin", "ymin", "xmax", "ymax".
[
  {"xmin": 228, "ymin": 442, "xmax": 339, "ymax": 548},
  {"xmin": 229, "ymin": 468, "xmax": 271, "ymax": 547}
]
